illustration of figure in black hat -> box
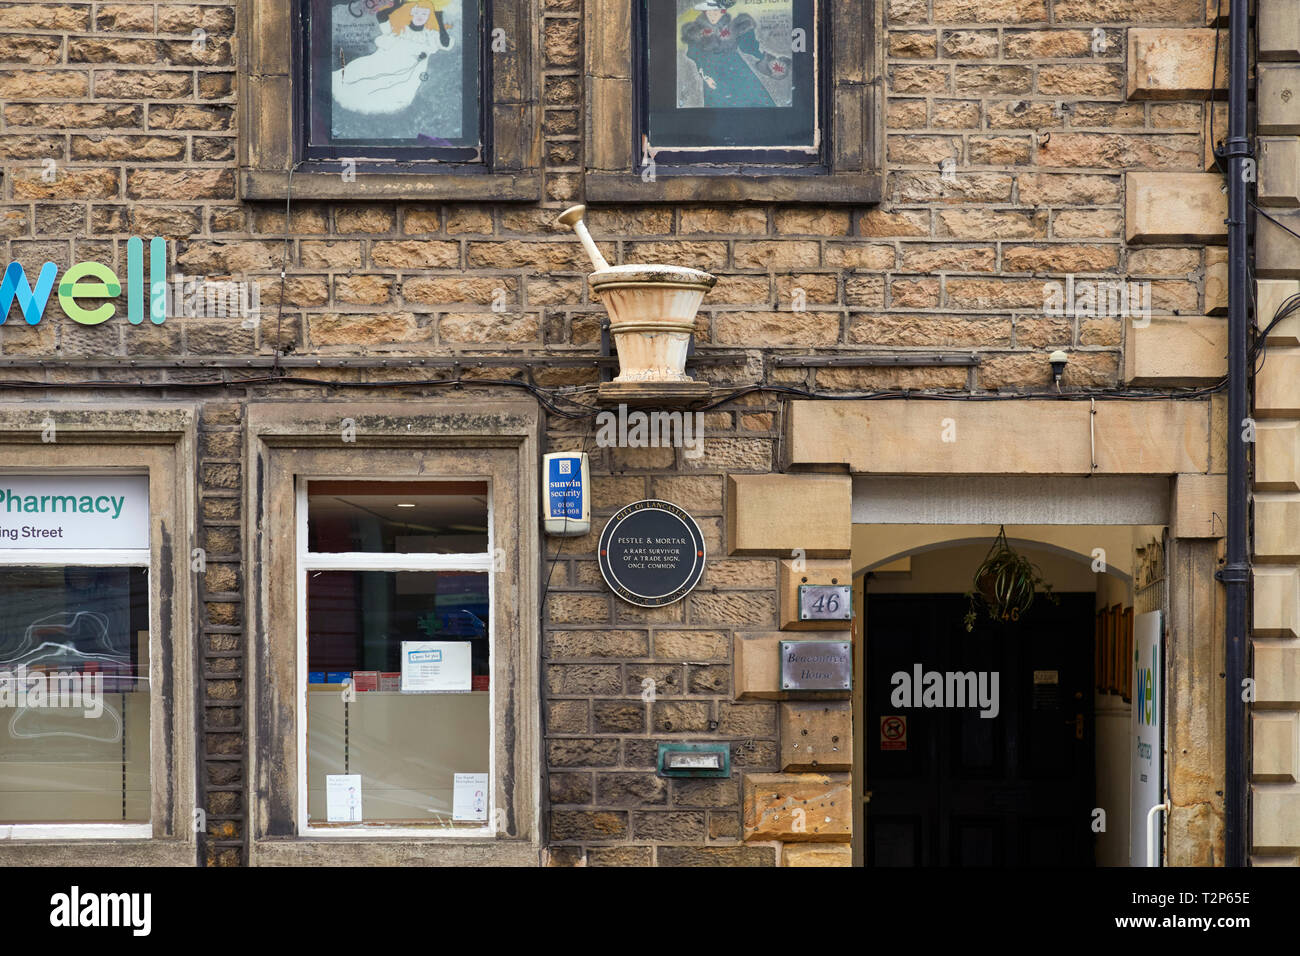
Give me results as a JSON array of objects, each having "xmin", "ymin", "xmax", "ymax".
[{"xmin": 680, "ymin": 0, "xmax": 792, "ymax": 109}]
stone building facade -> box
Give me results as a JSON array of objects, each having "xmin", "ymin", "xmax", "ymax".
[{"xmin": 0, "ymin": 0, "xmax": 1293, "ymax": 866}]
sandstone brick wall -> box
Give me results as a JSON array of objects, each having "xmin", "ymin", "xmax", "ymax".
[
  {"xmin": 543, "ymin": 407, "xmax": 786, "ymax": 866},
  {"xmin": 0, "ymin": 0, "xmax": 1234, "ymax": 865}
]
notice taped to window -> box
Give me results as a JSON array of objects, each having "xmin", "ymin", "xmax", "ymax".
[
  {"xmin": 453, "ymin": 772, "xmax": 489, "ymax": 822},
  {"xmin": 400, "ymin": 640, "xmax": 472, "ymax": 693},
  {"xmin": 326, "ymin": 774, "xmax": 362, "ymax": 823}
]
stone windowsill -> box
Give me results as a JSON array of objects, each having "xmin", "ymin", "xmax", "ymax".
[{"xmin": 241, "ymin": 167, "xmax": 542, "ymax": 202}]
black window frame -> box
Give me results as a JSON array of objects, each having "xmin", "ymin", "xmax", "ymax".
[
  {"xmin": 238, "ymin": 0, "xmax": 540, "ymax": 202},
  {"xmin": 582, "ymin": 0, "xmax": 881, "ymax": 205},
  {"xmin": 633, "ymin": 0, "xmax": 831, "ymax": 174},
  {"xmin": 298, "ymin": 0, "xmax": 492, "ymax": 167}
]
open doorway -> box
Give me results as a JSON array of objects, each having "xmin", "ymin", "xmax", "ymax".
[
  {"xmin": 866, "ymin": 591, "xmax": 1094, "ymax": 866},
  {"xmin": 852, "ymin": 528, "xmax": 1165, "ymax": 867}
]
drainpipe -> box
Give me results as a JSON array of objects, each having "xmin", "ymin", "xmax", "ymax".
[{"xmin": 1217, "ymin": 0, "xmax": 1251, "ymax": 868}]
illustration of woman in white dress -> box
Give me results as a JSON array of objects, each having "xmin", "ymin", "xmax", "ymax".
[{"xmin": 331, "ymin": 0, "xmax": 454, "ymax": 116}]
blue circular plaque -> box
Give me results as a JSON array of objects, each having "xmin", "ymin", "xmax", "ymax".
[{"xmin": 598, "ymin": 499, "xmax": 706, "ymax": 607}]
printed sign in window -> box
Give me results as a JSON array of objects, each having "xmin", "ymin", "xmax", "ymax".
[
  {"xmin": 452, "ymin": 771, "xmax": 488, "ymax": 822},
  {"xmin": 400, "ymin": 640, "xmax": 472, "ymax": 692},
  {"xmin": 326, "ymin": 773, "xmax": 363, "ymax": 823}
]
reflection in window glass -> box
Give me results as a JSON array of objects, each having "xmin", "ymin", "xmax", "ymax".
[
  {"xmin": 304, "ymin": 480, "xmax": 491, "ymax": 829},
  {"xmin": 305, "ymin": 0, "xmax": 484, "ymax": 157},
  {"xmin": 307, "ymin": 570, "xmax": 489, "ymax": 676},
  {"xmin": 0, "ymin": 567, "xmax": 150, "ymax": 824},
  {"xmin": 308, "ymin": 481, "xmax": 488, "ymax": 554}
]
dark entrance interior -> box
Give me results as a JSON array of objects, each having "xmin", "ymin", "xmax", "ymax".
[{"xmin": 866, "ymin": 593, "xmax": 1095, "ymax": 866}]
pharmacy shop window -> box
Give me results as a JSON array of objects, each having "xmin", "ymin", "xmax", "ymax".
[
  {"xmin": 300, "ymin": 480, "xmax": 494, "ymax": 834},
  {"xmin": 0, "ymin": 476, "xmax": 151, "ymax": 836}
]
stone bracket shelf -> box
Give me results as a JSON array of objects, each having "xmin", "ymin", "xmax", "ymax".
[{"xmin": 595, "ymin": 381, "xmax": 713, "ymax": 407}]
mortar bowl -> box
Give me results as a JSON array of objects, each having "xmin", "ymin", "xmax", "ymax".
[{"xmin": 587, "ymin": 265, "xmax": 717, "ymax": 383}]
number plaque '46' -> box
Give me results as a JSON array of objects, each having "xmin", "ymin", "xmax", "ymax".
[{"xmin": 798, "ymin": 584, "xmax": 852, "ymax": 621}]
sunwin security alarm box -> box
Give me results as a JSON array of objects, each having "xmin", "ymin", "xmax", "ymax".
[{"xmin": 543, "ymin": 451, "xmax": 590, "ymax": 535}]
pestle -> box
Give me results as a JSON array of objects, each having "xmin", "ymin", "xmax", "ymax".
[{"xmin": 556, "ymin": 204, "xmax": 611, "ymax": 271}]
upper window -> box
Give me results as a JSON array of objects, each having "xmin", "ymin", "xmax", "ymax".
[
  {"xmin": 640, "ymin": 0, "xmax": 821, "ymax": 166},
  {"xmin": 585, "ymin": 0, "xmax": 879, "ymax": 203},
  {"xmin": 240, "ymin": 0, "xmax": 539, "ymax": 200},
  {"xmin": 303, "ymin": 0, "xmax": 485, "ymax": 162}
]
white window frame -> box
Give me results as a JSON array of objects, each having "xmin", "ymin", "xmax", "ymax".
[
  {"xmin": 295, "ymin": 476, "xmax": 497, "ymax": 839},
  {"xmin": 0, "ymin": 470, "xmax": 152, "ymax": 841}
]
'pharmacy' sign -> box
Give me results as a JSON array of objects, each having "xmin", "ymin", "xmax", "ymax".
[{"xmin": 0, "ymin": 475, "xmax": 149, "ymax": 549}]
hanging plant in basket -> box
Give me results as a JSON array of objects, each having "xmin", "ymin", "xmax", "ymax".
[{"xmin": 964, "ymin": 526, "xmax": 1059, "ymax": 632}]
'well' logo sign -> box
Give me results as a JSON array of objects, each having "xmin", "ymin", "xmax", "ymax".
[
  {"xmin": 1136, "ymin": 643, "xmax": 1157, "ymax": 727},
  {"xmin": 1, "ymin": 237, "xmax": 167, "ymax": 326}
]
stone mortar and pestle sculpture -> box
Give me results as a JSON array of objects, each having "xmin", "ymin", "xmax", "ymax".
[{"xmin": 557, "ymin": 205, "xmax": 717, "ymax": 399}]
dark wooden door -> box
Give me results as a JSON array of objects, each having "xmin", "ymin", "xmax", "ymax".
[{"xmin": 866, "ymin": 593, "xmax": 1095, "ymax": 867}]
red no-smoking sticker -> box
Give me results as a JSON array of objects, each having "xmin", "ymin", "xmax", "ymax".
[{"xmin": 880, "ymin": 715, "xmax": 907, "ymax": 751}]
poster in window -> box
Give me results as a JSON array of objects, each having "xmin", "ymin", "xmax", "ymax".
[
  {"xmin": 643, "ymin": 0, "xmax": 817, "ymax": 155},
  {"xmin": 307, "ymin": 0, "xmax": 481, "ymax": 154}
]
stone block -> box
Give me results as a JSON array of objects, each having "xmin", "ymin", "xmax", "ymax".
[
  {"xmin": 1123, "ymin": 315, "xmax": 1226, "ymax": 385},
  {"xmin": 742, "ymin": 772, "xmax": 852, "ymax": 842},
  {"xmin": 1252, "ymin": 787, "xmax": 1300, "ymax": 848},
  {"xmin": 1259, "ymin": 64, "xmax": 1300, "ymax": 134},
  {"xmin": 1256, "ymin": 209, "xmax": 1300, "ymax": 278},
  {"xmin": 783, "ymin": 843, "xmax": 853, "ymax": 866},
  {"xmin": 1252, "ymin": 852, "xmax": 1300, "ymax": 864},
  {"xmin": 1255, "ymin": 641, "xmax": 1300, "ymax": 704},
  {"xmin": 1254, "ymin": 496, "xmax": 1300, "ymax": 559},
  {"xmin": 1172, "ymin": 473, "xmax": 1227, "ymax": 538},
  {"xmin": 726, "ymin": 474, "xmax": 851, "ymax": 557},
  {"xmin": 656, "ymin": 844, "xmax": 778, "ymax": 866},
  {"xmin": 1125, "ymin": 173, "xmax": 1227, "ymax": 243},
  {"xmin": 1254, "ymin": 567, "xmax": 1300, "ymax": 637},
  {"xmin": 1255, "ymin": 713, "xmax": 1300, "ymax": 782},
  {"xmin": 1127, "ymin": 29, "xmax": 1228, "ymax": 99},
  {"xmin": 1256, "ymin": 351, "xmax": 1300, "ymax": 416},
  {"xmin": 1256, "ymin": 422, "xmax": 1300, "ymax": 491},
  {"xmin": 779, "ymin": 702, "xmax": 852, "ymax": 772},
  {"xmin": 1203, "ymin": 101, "xmax": 1228, "ymax": 171},
  {"xmin": 734, "ymin": 632, "xmax": 784, "ymax": 700},
  {"xmin": 1258, "ymin": 0, "xmax": 1300, "ymax": 60},
  {"xmin": 786, "ymin": 399, "xmax": 1211, "ymax": 475},
  {"xmin": 779, "ymin": 558, "xmax": 853, "ymax": 630},
  {"xmin": 1259, "ymin": 137, "xmax": 1300, "ymax": 207},
  {"xmin": 1205, "ymin": 247, "xmax": 1228, "ymax": 314},
  {"xmin": 1258, "ymin": 280, "xmax": 1300, "ymax": 342}
]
